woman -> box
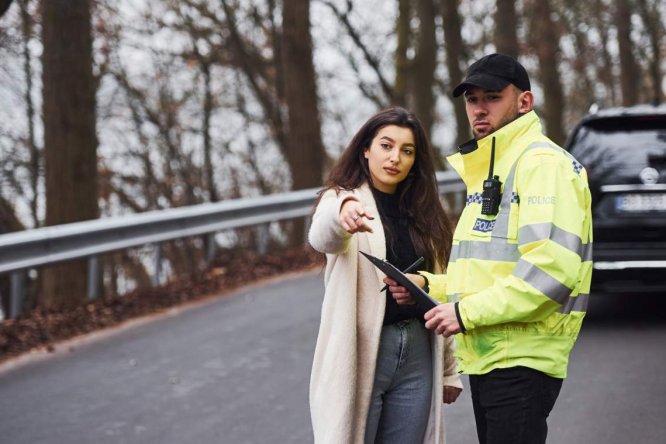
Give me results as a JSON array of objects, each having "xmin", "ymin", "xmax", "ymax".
[{"xmin": 308, "ymin": 107, "xmax": 462, "ymax": 444}]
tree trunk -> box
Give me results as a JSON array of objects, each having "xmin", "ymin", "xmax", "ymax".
[
  {"xmin": 592, "ymin": 0, "xmax": 617, "ymax": 105},
  {"xmin": 637, "ymin": 0, "xmax": 664, "ymax": 105},
  {"xmin": 0, "ymin": 196, "xmax": 25, "ymax": 316},
  {"xmin": 412, "ymin": 0, "xmax": 437, "ymax": 142},
  {"xmin": 562, "ymin": 0, "xmax": 597, "ymax": 114},
  {"xmin": 41, "ymin": 0, "xmax": 98, "ymax": 309},
  {"xmin": 281, "ymin": 0, "xmax": 324, "ymax": 245},
  {"xmin": 440, "ymin": 0, "xmax": 470, "ymax": 148},
  {"xmin": 528, "ymin": 0, "xmax": 567, "ymax": 145},
  {"xmin": 201, "ymin": 61, "xmax": 218, "ymax": 202},
  {"xmin": 494, "ymin": 0, "xmax": 520, "ymax": 57},
  {"xmin": 615, "ymin": 0, "xmax": 640, "ymax": 106},
  {"xmin": 393, "ymin": 0, "xmax": 410, "ymax": 107}
]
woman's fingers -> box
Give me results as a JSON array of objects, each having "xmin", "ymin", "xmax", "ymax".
[
  {"xmin": 391, "ymin": 289, "xmax": 416, "ymax": 304},
  {"xmin": 340, "ymin": 202, "xmax": 374, "ymax": 233}
]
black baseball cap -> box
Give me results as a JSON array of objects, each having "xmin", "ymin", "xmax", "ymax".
[{"xmin": 452, "ymin": 53, "xmax": 531, "ymax": 97}]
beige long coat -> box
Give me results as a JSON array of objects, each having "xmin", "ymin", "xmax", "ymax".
[{"xmin": 308, "ymin": 183, "xmax": 462, "ymax": 444}]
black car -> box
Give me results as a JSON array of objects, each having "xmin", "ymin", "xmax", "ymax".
[{"xmin": 565, "ymin": 104, "xmax": 666, "ymax": 293}]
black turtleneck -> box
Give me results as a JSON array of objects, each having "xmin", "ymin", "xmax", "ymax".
[{"xmin": 371, "ymin": 188, "xmax": 422, "ymax": 325}]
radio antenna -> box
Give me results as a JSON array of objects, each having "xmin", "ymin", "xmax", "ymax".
[{"xmin": 488, "ymin": 137, "xmax": 496, "ymax": 179}]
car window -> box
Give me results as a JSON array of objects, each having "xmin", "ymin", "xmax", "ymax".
[{"xmin": 568, "ymin": 117, "xmax": 666, "ymax": 184}]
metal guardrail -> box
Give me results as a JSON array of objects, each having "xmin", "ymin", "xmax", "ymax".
[{"xmin": 0, "ymin": 171, "xmax": 464, "ymax": 318}]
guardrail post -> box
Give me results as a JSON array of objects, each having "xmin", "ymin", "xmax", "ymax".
[
  {"xmin": 303, "ymin": 215, "xmax": 312, "ymax": 246},
  {"xmin": 454, "ymin": 190, "xmax": 465, "ymax": 214},
  {"xmin": 256, "ymin": 224, "xmax": 269, "ymax": 255},
  {"xmin": 10, "ymin": 271, "xmax": 25, "ymax": 318},
  {"xmin": 206, "ymin": 233, "xmax": 217, "ymax": 264},
  {"xmin": 151, "ymin": 243, "xmax": 163, "ymax": 287},
  {"xmin": 87, "ymin": 256, "xmax": 100, "ymax": 300}
]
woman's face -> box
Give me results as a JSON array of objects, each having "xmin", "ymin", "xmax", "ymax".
[{"xmin": 364, "ymin": 125, "xmax": 416, "ymax": 194}]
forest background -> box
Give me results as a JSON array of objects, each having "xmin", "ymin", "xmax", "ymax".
[{"xmin": 0, "ymin": 0, "xmax": 664, "ymax": 315}]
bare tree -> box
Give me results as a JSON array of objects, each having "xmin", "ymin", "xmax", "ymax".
[
  {"xmin": 494, "ymin": 0, "xmax": 520, "ymax": 57},
  {"xmin": 591, "ymin": 0, "xmax": 618, "ymax": 106},
  {"xmin": 200, "ymin": 59, "xmax": 218, "ymax": 202},
  {"xmin": 394, "ymin": 0, "xmax": 410, "ymax": 107},
  {"xmin": 322, "ymin": 0, "xmax": 394, "ymax": 107},
  {"xmin": 281, "ymin": 0, "xmax": 324, "ymax": 243},
  {"xmin": 615, "ymin": 0, "xmax": 640, "ymax": 105},
  {"xmin": 220, "ymin": 0, "xmax": 288, "ymax": 147},
  {"xmin": 412, "ymin": 0, "xmax": 437, "ymax": 140},
  {"xmin": 440, "ymin": 0, "xmax": 470, "ymax": 147},
  {"xmin": 41, "ymin": 0, "xmax": 99, "ymax": 309},
  {"xmin": 560, "ymin": 0, "xmax": 597, "ymax": 116},
  {"xmin": 527, "ymin": 0, "xmax": 566, "ymax": 145},
  {"xmin": 281, "ymin": 0, "xmax": 324, "ymax": 191},
  {"xmin": 636, "ymin": 0, "xmax": 664, "ymax": 105}
]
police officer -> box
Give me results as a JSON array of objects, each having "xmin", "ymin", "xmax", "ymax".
[{"xmin": 388, "ymin": 53, "xmax": 593, "ymax": 444}]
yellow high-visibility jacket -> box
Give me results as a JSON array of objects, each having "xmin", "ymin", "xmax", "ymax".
[{"xmin": 423, "ymin": 111, "xmax": 593, "ymax": 378}]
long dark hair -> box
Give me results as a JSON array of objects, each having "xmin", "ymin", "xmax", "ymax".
[{"xmin": 314, "ymin": 107, "xmax": 452, "ymax": 270}]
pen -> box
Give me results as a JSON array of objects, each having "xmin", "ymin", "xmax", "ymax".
[{"xmin": 380, "ymin": 256, "xmax": 425, "ymax": 292}]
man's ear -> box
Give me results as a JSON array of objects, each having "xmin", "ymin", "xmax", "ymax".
[{"xmin": 518, "ymin": 90, "xmax": 534, "ymax": 113}]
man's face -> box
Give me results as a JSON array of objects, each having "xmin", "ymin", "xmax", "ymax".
[{"xmin": 464, "ymin": 85, "xmax": 532, "ymax": 139}]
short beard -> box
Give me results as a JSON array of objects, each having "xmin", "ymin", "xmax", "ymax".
[{"xmin": 474, "ymin": 112, "xmax": 524, "ymax": 139}]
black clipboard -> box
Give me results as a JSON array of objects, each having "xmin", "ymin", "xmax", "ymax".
[{"xmin": 360, "ymin": 251, "xmax": 440, "ymax": 312}]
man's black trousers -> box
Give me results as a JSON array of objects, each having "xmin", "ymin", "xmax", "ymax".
[{"xmin": 468, "ymin": 366, "xmax": 563, "ymax": 444}]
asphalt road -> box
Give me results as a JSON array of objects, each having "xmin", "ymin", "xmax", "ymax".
[{"xmin": 0, "ymin": 272, "xmax": 664, "ymax": 444}]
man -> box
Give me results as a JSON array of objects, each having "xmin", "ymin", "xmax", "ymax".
[{"xmin": 388, "ymin": 53, "xmax": 593, "ymax": 444}]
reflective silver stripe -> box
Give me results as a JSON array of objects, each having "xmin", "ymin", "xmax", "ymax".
[
  {"xmin": 446, "ymin": 292, "xmax": 464, "ymax": 303},
  {"xmin": 582, "ymin": 243, "xmax": 593, "ymax": 262},
  {"xmin": 525, "ymin": 141, "xmax": 560, "ymax": 151},
  {"xmin": 492, "ymin": 158, "xmax": 519, "ymax": 239},
  {"xmin": 451, "ymin": 227, "xmax": 591, "ymax": 264},
  {"xmin": 513, "ymin": 259, "xmax": 573, "ymax": 305},
  {"xmin": 449, "ymin": 290, "xmax": 587, "ymax": 313},
  {"xmin": 450, "ymin": 239, "xmax": 521, "ymax": 263},
  {"xmin": 519, "ymin": 223, "xmax": 583, "ymax": 256},
  {"xmin": 557, "ymin": 293, "xmax": 589, "ymax": 314}
]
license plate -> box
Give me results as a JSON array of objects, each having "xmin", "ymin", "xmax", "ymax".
[{"xmin": 616, "ymin": 193, "xmax": 666, "ymax": 212}]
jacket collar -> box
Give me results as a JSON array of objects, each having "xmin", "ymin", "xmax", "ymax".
[{"xmin": 446, "ymin": 111, "xmax": 543, "ymax": 189}]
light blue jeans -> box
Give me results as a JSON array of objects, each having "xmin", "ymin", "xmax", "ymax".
[{"xmin": 364, "ymin": 318, "xmax": 433, "ymax": 444}]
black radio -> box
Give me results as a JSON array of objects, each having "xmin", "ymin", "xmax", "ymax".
[
  {"xmin": 482, "ymin": 175, "xmax": 502, "ymax": 215},
  {"xmin": 481, "ymin": 137, "xmax": 502, "ymax": 216}
]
